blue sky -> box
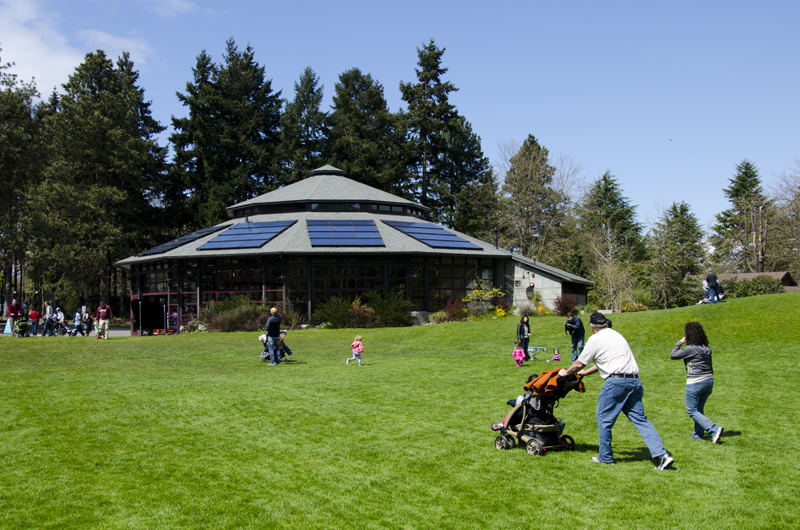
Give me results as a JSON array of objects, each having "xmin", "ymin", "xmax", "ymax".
[{"xmin": 2, "ymin": 0, "xmax": 798, "ymax": 231}]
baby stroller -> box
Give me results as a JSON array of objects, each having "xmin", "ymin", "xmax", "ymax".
[
  {"xmin": 493, "ymin": 368, "xmax": 585, "ymax": 456},
  {"xmin": 258, "ymin": 330, "xmax": 293, "ymax": 362},
  {"xmin": 14, "ymin": 319, "xmax": 31, "ymax": 337}
]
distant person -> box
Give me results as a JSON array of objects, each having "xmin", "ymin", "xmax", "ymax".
[
  {"xmin": 346, "ymin": 334, "xmax": 364, "ymax": 366},
  {"xmin": 72, "ymin": 309, "xmax": 85, "ymax": 337},
  {"xmin": 706, "ymin": 270, "xmax": 720, "ymax": 304},
  {"xmin": 96, "ymin": 300, "xmax": 113, "ymax": 340},
  {"xmin": 517, "ymin": 315, "xmax": 531, "ymax": 361},
  {"xmin": 29, "ymin": 308, "xmax": 41, "ymax": 336},
  {"xmin": 265, "ymin": 307, "xmax": 283, "ymax": 365},
  {"xmin": 559, "ymin": 312, "xmax": 675, "ymax": 470},
  {"xmin": 41, "ymin": 301, "xmax": 54, "ymax": 337},
  {"xmin": 8, "ymin": 299, "xmax": 22, "ymax": 336},
  {"xmin": 670, "ymin": 322, "xmax": 723, "ymax": 443},
  {"xmin": 565, "ymin": 313, "xmax": 585, "ymax": 362},
  {"xmin": 546, "ymin": 347, "xmax": 561, "ymax": 363},
  {"xmin": 702, "ymin": 279, "xmax": 710, "ymax": 304},
  {"xmin": 512, "ymin": 341, "xmax": 526, "ymax": 367},
  {"xmin": 83, "ymin": 309, "xmax": 93, "ymax": 338}
]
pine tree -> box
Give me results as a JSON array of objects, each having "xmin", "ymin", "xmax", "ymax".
[
  {"xmin": 276, "ymin": 67, "xmax": 328, "ymax": 185},
  {"xmin": 399, "ymin": 40, "xmax": 458, "ymax": 210},
  {"xmin": 171, "ymin": 39, "xmax": 283, "ymax": 229},
  {"xmin": 711, "ymin": 159, "xmax": 773, "ymax": 272},
  {"xmin": 26, "ymin": 50, "xmax": 167, "ymax": 300},
  {"xmin": 499, "ymin": 135, "xmax": 566, "ymax": 260},
  {"xmin": 579, "ymin": 171, "xmax": 645, "ymax": 261},
  {"xmin": 327, "ymin": 68, "xmax": 406, "ymax": 194},
  {"xmin": 646, "ymin": 202, "xmax": 704, "ymax": 308}
]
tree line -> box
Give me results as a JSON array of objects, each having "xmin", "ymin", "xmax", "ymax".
[{"xmin": 1, "ymin": 39, "xmax": 798, "ymax": 313}]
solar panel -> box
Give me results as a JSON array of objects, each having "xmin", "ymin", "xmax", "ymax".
[
  {"xmin": 198, "ymin": 221, "xmax": 296, "ymax": 251},
  {"xmin": 307, "ymin": 220, "xmax": 385, "ymax": 247},
  {"xmin": 135, "ymin": 224, "xmax": 233, "ymax": 256},
  {"xmin": 382, "ymin": 220, "xmax": 483, "ymax": 250}
]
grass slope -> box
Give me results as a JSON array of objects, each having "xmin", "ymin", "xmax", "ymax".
[{"xmin": 1, "ymin": 294, "xmax": 799, "ymax": 529}]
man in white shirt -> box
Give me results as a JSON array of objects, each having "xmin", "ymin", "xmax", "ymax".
[{"xmin": 559, "ymin": 312, "xmax": 674, "ymax": 470}]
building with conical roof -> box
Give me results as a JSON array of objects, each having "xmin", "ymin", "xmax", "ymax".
[{"xmin": 115, "ymin": 165, "xmax": 592, "ymax": 332}]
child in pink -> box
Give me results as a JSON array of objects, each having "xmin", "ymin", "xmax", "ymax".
[
  {"xmin": 546, "ymin": 348, "xmax": 561, "ymax": 362},
  {"xmin": 512, "ymin": 342, "xmax": 526, "ymax": 367},
  {"xmin": 346, "ymin": 335, "xmax": 364, "ymax": 366}
]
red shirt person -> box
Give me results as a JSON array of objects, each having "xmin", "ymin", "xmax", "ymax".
[{"xmin": 96, "ymin": 301, "xmax": 114, "ymax": 340}]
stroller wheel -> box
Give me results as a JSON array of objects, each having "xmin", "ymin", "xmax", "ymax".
[
  {"xmin": 560, "ymin": 435, "xmax": 576, "ymax": 451},
  {"xmin": 494, "ymin": 435, "xmax": 511, "ymax": 450},
  {"xmin": 526, "ymin": 439, "xmax": 543, "ymax": 456},
  {"xmin": 506, "ymin": 436, "xmax": 517, "ymax": 449}
]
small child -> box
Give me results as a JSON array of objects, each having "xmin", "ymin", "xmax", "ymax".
[
  {"xmin": 546, "ymin": 348, "xmax": 561, "ymax": 362},
  {"xmin": 512, "ymin": 341, "xmax": 526, "ymax": 367},
  {"xmin": 491, "ymin": 373, "xmax": 539, "ymax": 430},
  {"xmin": 346, "ymin": 335, "xmax": 364, "ymax": 366}
]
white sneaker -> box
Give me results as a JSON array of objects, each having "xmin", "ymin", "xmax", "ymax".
[
  {"xmin": 655, "ymin": 453, "xmax": 674, "ymax": 470},
  {"xmin": 591, "ymin": 456, "xmax": 615, "ymax": 465},
  {"xmin": 712, "ymin": 427, "xmax": 724, "ymax": 444}
]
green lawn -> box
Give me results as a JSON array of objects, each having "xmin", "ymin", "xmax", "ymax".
[{"xmin": 2, "ymin": 294, "xmax": 799, "ymax": 529}]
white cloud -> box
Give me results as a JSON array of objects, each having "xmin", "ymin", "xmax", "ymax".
[
  {"xmin": 142, "ymin": 0, "xmax": 200, "ymax": 18},
  {"xmin": 76, "ymin": 29, "xmax": 151, "ymax": 67},
  {"xmin": 0, "ymin": 0, "xmax": 84, "ymax": 95}
]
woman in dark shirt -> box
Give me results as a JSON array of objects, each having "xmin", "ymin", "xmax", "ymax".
[{"xmin": 670, "ymin": 322, "xmax": 723, "ymax": 443}]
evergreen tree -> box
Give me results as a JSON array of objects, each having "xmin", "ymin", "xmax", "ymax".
[
  {"xmin": 171, "ymin": 39, "xmax": 283, "ymax": 229},
  {"xmin": 327, "ymin": 68, "xmax": 407, "ymax": 194},
  {"xmin": 579, "ymin": 171, "xmax": 645, "ymax": 261},
  {"xmin": 399, "ymin": 40, "xmax": 458, "ymax": 210},
  {"xmin": 25, "ymin": 50, "xmax": 167, "ymax": 300},
  {"xmin": 438, "ymin": 116, "xmax": 492, "ymax": 229},
  {"xmin": 646, "ymin": 201, "xmax": 704, "ymax": 308},
  {"xmin": 711, "ymin": 159, "xmax": 772, "ymax": 272},
  {"xmin": 276, "ymin": 67, "xmax": 328, "ymax": 185},
  {"xmin": 499, "ymin": 135, "xmax": 567, "ymax": 260},
  {"xmin": 0, "ymin": 49, "xmax": 43, "ymax": 309}
]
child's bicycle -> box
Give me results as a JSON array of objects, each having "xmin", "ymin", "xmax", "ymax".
[{"xmin": 527, "ymin": 346, "xmax": 547, "ymax": 361}]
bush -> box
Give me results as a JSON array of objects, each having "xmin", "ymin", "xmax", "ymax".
[
  {"xmin": 724, "ymin": 276, "xmax": 784, "ymax": 299},
  {"xmin": 364, "ymin": 290, "xmax": 412, "ymax": 327},
  {"xmin": 428, "ymin": 311, "xmax": 448, "ymax": 324},
  {"xmin": 309, "ymin": 296, "xmax": 352, "ymax": 328},
  {"xmin": 209, "ymin": 304, "xmax": 265, "ymax": 332},
  {"xmin": 466, "ymin": 300, "xmax": 486, "ymax": 317},
  {"xmin": 619, "ymin": 302, "xmax": 649, "ymax": 313},
  {"xmin": 552, "ymin": 295, "xmax": 579, "ymax": 316},
  {"xmin": 493, "ymin": 296, "xmax": 511, "ymax": 312},
  {"xmin": 348, "ymin": 297, "xmax": 377, "ymax": 328},
  {"xmin": 445, "ymin": 296, "xmax": 465, "ymax": 322}
]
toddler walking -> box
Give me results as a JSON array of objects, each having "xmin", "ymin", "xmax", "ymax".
[
  {"xmin": 512, "ymin": 341, "xmax": 526, "ymax": 367},
  {"xmin": 346, "ymin": 335, "xmax": 364, "ymax": 366}
]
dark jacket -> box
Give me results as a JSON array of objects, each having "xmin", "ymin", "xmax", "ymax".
[
  {"xmin": 566, "ymin": 316, "xmax": 585, "ymax": 338},
  {"xmin": 266, "ymin": 313, "xmax": 282, "ymax": 337},
  {"xmin": 706, "ymin": 273, "xmax": 719, "ymax": 288},
  {"xmin": 517, "ymin": 322, "xmax": 530, "ymax": 341}
]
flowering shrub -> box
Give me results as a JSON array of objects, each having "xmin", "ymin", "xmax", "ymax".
[{"xmin": 552, "ymin": 295, "xmax": 580, "ymax": 316}]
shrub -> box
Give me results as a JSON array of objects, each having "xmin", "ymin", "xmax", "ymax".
[
  {"xmin": 724, "ymin": 276, "xmax": 784, "ymax": 298},
  {"xmin": 348, "ymin": 297, "xmax": 377, "ymax": 328},
  {"xmin": 209, "ymin": 304, "xmax": 265, "ymax": 332},
  {"xmin": 552, "ymin": 295, "xmax": 579, "ymax": 316},
  {"xmin": 493, "ymin": 296, "xmax": 511, "ymax": 312},
  {"xmin": 364, "ymin": 290, "xmax": 412, "ymax": 327},
  {"xmin": 309, "ymin": 296, "xmax": 352, "ymax": 328},
  {"xmin": 445, "ymin": 296, "xmax": 465, "ymax": 322},
  {"xmin": 466, "ymin": 300, "xmax": 486, "ymax": 317},
  {"xmin": 619, "ymin": 302, "xmax": 649, "ymax": 313},
  {"xmin": 428, "ymin": 311, "xmax": 448, "ymax": 324}
]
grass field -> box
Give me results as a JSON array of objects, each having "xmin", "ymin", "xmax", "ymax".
[{"xmin": 2, "ymin": 294, "xmax": 799, "ymax": 529}]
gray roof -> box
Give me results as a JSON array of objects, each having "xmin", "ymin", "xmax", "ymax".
[
  {"xmin": 227, "ymin": 166, "xmax": 423, "ymax": 212},
  {"xmin": 511, "ymin": 254, "xmax": 594, "ymax": 286},
  {"xmin": 115, "ymin": 211, "xmax": 510, "ymax": 268}
]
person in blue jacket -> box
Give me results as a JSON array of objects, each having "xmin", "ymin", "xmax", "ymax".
[{"xmin": 565, "ymin": 313, "xmax": 585, "ymax": 362}]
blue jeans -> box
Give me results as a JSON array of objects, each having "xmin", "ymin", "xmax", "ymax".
[
  {"xmin": 685, "ymin": 378, "xmax": 719, "ymax": 439},
  {"xmin": 571, "ymin": 335, "xmax": 584, "ymax": 362},
  {"xmin": 708, "ymin": 287, "xmax": 719, "ymax": 303},
  {"xmin": 267, "ymin": 336, "xmax": 281, "ymax": 364},
  {"xmin": 31, "ymin": 322, "xmax": 39, "ymax": 336},
  {"xmin": 595, "ymin": 377, "xmax": 667, "ymax": 463}
]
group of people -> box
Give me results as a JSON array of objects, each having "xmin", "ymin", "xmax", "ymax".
[
  {"xmin": 556, "ymin": 313, "xmax": 722, "ymax": 470},
  {"xmin": 5, "ymin": 299, "xmax": 114, "ymax": 339},
  {"xmin": 702, "ymin": 270, "xmax": 724, "ymax": 304}
]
